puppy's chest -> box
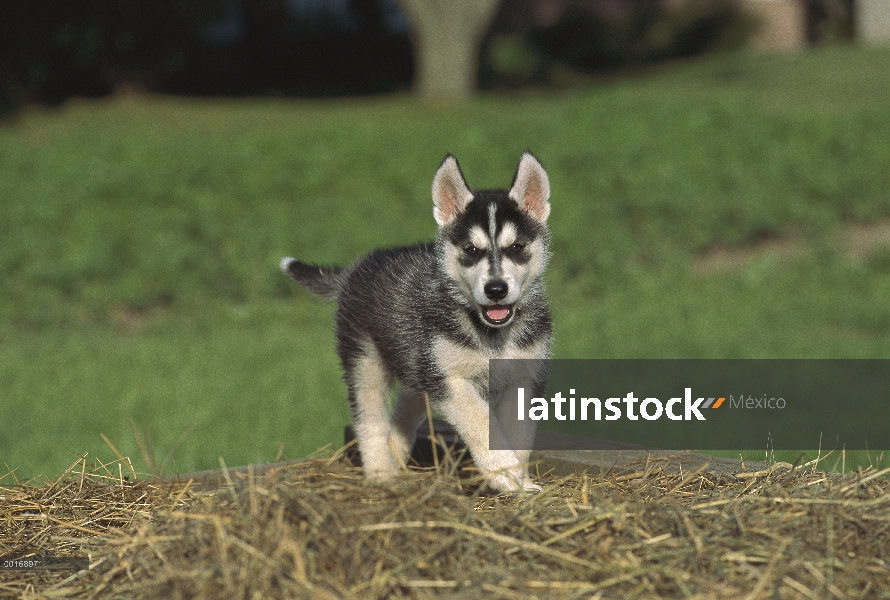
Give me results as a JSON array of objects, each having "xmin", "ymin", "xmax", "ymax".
[{"xmin": 432, "ymin": 336, "xmax": 542, "ymax": 382}]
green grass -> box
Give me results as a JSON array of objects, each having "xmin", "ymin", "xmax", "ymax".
[{"xmin": 3, "ymin": 45, "xmax": 890, "ymax": 479}]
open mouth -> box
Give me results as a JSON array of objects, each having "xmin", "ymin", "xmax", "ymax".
[{"xmin": 481, "ymin": 304, "xmax": 514, "ymax": 326}]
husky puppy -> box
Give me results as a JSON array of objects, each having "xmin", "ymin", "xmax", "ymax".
[{"xmin": 281, "ymin": 152, "xmax": 552, "ymax": 492}]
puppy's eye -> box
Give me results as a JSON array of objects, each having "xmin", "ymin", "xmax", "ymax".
[
  {"xmin": 509, "ymin": 243, "xmax": 525, "ymax": 252},
  {"xmin": 464, "ymin": 245, "xmax": 479, "ymax": 256}
]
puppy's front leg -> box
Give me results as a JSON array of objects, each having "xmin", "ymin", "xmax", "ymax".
[
  {"xmin": 496, "ymin": 394, "xmax": 541, "ymax": 492},
  {"xmin": 491, "ymin": 364, "xmax": 547, "ymax": 492},
  {"xmin": 437, "ymin": 377, "xmax": 538, "ymax": 493}
]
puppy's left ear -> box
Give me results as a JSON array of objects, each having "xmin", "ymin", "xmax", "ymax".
[{"xmin": 509, "ymin": 151, "xmax": 551, "ymax": 222}]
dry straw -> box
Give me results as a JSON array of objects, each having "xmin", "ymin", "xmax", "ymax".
[{"xmin": 2, "ymin": 449, "xmax": 890, "ymax": 599}]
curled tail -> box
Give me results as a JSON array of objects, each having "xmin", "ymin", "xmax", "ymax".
[{"xmin": 280, "ymin": 257, "xmax": 347, "ymax": 300}]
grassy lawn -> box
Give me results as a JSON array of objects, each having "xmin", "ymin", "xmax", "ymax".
[{"xmin": 3, "ymin": 45, "xmax": 890, "ymax": 479}]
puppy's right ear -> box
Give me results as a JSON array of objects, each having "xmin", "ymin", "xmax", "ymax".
[{"xmin": 432, "ymin": 154, "xmax": 474, "ymax": 227}]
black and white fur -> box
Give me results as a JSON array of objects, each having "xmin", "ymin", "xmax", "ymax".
[{"xmin": 281, "ymin": 152, "xmax": 552, "ymax": 492}]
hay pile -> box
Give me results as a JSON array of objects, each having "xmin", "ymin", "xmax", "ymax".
[{"xmin": 3, "ymin": 451, "xmax": 890, "ymax": 599}]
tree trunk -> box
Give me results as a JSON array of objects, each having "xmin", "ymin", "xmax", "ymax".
[{"xmin": 397, "ymin": 0, "xmax": 501, "ymax": 101}]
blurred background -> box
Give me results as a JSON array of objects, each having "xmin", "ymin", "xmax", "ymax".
[
  {"xmin": 2, "ymin": 0, "xmax": 889, "ymax": 479},
  {"xmin": 0, "ymin": 0, "xmax": 870, "ymax": 111}
]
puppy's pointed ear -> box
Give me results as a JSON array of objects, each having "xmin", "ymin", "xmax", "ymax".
[
  {"xmin": 509, "ymin": 151, "xmax": 551, "ymax": 222},
  {"xmin": 433, "ymin": 154, "xmax": 474, "ymax": 227}
]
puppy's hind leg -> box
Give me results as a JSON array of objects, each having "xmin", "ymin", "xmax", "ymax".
[{"xmin": 347, "ymin": 341, "xmax": 399, "ymax": 481}]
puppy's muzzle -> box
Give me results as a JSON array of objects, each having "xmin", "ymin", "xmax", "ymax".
[
  {"xmin": 481, "ymin": 279, "xmax": 514, "ymax": 326},
  {"xmin": 484, "ymin": 279, "xmax": 508, "ymax": 302}
]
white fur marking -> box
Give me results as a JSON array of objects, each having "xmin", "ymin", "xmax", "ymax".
[
  {"xmin": 496, "ymin": 223, "xmax": 518, "ymax": 248},
  {"xmin": 488, "ymin": 203, "xmax": 502, "ymax": 275},
  {"xmin": 469, "ymin": 226, "xmax": 489, "ymax": 250}
]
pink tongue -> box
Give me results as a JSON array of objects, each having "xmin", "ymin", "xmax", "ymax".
[{"xmin": 486, "ymin": 307, "xmax": 510, "ymax": 321}]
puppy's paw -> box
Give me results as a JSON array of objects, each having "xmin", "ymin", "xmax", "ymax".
[
  {"xmin": 361, "ymin": 458, "xmax": 400, "ymax": 483},
  {"xmin": 522, "ymin": 478, "xmax": 543, "ymax": 493},
  {"xmin": 486, "ymin": 472, "xmax": 522, "ymax": 493},
  {"xmin": 486, "ymin": 470, "xmax": 541, "ymax": 494},
  {"xmin": 363, "ymin": 467, "xmax": 399, "ymax": 484}
]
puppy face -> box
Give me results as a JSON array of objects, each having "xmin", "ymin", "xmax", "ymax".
[
  {"xmin": 440, "ymin": 195, "xmax": 548, "ymax": 327},
  {"xmin": 432, "ymin": 153, "xmax": 551, "ymax": 328}
]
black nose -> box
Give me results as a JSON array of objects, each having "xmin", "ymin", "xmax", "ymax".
[{"xmin": 484, "ymin": 279, "xmax": 508, "ymax": 301}]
